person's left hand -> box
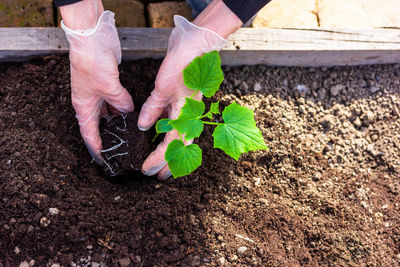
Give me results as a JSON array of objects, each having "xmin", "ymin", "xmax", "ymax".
[{"xmin": 61, "ymin": 11, "xmax": 134, "ymax": 163}]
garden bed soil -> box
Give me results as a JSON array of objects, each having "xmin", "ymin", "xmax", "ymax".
[{"xmin": 0, "ymin": 55, "xmax": 399, "ymax": 266}]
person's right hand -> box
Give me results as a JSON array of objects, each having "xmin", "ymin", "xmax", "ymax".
[
  {"xmin": 61, "ymin": 9, "xmax": 134, "ymax": 164},
  {"xmin": 137, "ymin": 15, "xmax": 227, "ymax": 179},
  {"xmin": 138, "ymin": 0, "xmax": 243, "ymax": 180}
]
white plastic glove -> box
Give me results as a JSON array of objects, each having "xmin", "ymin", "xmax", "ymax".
[
  {"xmin": 61, "ymin": 11, "xmax": 134, "ymax": 164},
  {"xmin": 138, "ymin": 15, "xmax": 226, "ymax": 180}
]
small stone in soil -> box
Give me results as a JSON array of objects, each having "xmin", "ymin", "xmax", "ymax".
[
  {"xmin": 19, "ymin": 262, "xmax": 29, "ymax": 267},
  {"xmin": 370, "ymin": 86, "xmax": 380, "ymax": 93},
  {"xmin": 254, "ymin": 82, "xmax": 262, "ymax": 91},
  {"xmin": 240, "ymin": 81, "xmax": 249, "ymax": 91},
  {"xmin": 318, "ymin": 88, "xmax": 327, "ymax": 100},
  {"xmin": 295, "ymin": 84, "xmax": 310, "ymax": 96},
  {"xmin": 330, "ymin": 84, "xmax": 345, "ymax": 96},
  {"xmin": 49, "ymin": 207, "xmax": 59, "ymax": 215},
  {"xmin": 237, "ymin": 246, "xmax": 248, "ymax": 254},
  {"xmin": 40, "ymin": 217, "xmax": 50, "ymax": 227},
  {"xmin": 118, "ymin": 257, "xmax": 131, "ymax": 267},
  {"xmin": 229, "ymin": 255, "xmax": 238, "ymax": 262}
]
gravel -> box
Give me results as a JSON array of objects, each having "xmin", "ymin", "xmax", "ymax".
[{"xmin": 237, "ymin": 246, "xmax": 248, "ymax": 255}]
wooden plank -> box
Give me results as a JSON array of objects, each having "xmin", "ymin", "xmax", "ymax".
[{"xmin": 0, "ymin": 27, "xmax": 399, "ymax": 66}]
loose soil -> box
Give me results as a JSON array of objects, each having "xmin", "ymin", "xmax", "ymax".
[{"xmin": 0, "ymin": 55, "xmax": 399, "ymax": 266}]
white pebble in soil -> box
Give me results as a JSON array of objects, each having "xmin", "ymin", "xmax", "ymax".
[
  {"xmin": 49, "ymin": 208, "xmax": 59, "ymax": 216},
  {"xmin": 40, "ymin": 217, "xmax": 50, "ymax": 227},
  {"xmin": 229, "ymin": 255, "xmax": 238, "ymax": 262},
  {"xmin": 254, "ymin": 82, "xmax": 262, "ymax": 92},
  {"xmin": 19, "ymin": 262, "xmax": 29, "ymax": 267},
  {"xmin": 237, "ymin": 246, "xmax": 248, "ymax": 255},
  {"xmin": 295, "ymin": 84, "xmax": 310, "ymax": 96}
]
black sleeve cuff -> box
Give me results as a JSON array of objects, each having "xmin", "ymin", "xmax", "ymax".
[
  {"xmin": 54, "ymin": 0, "xmax": 83, "ymax": 7},
  {"xmin": 222, "ymin": 0, "xmax": 270, "ymax": 23}
]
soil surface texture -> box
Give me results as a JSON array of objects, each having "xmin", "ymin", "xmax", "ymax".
[
  {"xmin": 100, "ymin": 112, "xmax": 155, "ymax": 177},
  {"xmin": 0, "ymin": 55, "xmax": 399, "ymax": 266}
]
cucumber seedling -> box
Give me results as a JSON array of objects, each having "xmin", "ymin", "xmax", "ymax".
[{"xmin": 156, "ymin": 51, "xmax": 268, "ymax": 178}]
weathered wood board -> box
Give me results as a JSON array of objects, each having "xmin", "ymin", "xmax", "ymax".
[{"xmin": 0, "ymin": 27, "xmax": 399, "ymax": 66}]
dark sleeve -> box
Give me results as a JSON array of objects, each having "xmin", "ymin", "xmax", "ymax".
[
  {"xmin": 54, "ymin": 0, "xmax": 82, "ymax": 7},
  {"xmin": 222, "ymin": 0, "xmax": 270, "ymax": 23}
]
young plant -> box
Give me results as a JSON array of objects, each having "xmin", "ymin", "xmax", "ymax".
[{"xmin": 155, "ymin": 51, "xmax": 268, "ymax": 178}]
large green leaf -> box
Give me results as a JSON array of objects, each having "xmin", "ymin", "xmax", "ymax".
[
  {"xmin": 170, "ymin": 98, "xmax": 205, "ymax": 140},
  {"xmin": 165, "ymin": 140, "xmax": 202, "ymax": 178},
  {"xmin": 213, "ymin": 102, "xmax": 268, "ymax": 160},
  {"xmin": 183, "ymin": 51, "xmax": 224, "ymax": 98},
  {"xmin": 156, "ymin": 118, "xmax": 173, "ymax": 133}
]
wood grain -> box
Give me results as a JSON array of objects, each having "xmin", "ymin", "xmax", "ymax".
[{"xmin": 0, "ymin": 27, "xmax": 399, "ymax": 66}]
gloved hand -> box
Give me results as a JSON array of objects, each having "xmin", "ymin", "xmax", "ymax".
[
  {"xmin": 61, "ymin": 11, "xmax": 134, "ymax": 164},
  {"xmin": 138, "ymin": 15, "xmax": 226, "ymax": 180}
]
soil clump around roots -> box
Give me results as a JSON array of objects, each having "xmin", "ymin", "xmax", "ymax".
[
  {"xmin": 0, "ymin": 55, "xmax": 399, "ymax": 266},
  {"xmin": 100, "ymin": 112, "xmax": 155, "ymax": 177}
]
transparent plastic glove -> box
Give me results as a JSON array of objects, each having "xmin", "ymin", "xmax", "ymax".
[
  {"xmin": 61, "ymin": 11, "xmax": 134, "ymax": 164},
  {"xmin": 138, "ymin": 15, "xmax": 226, "ymax": 180}
]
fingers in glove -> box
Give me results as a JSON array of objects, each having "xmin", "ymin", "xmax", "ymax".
[
  {"xmin": 72, "ymin": 92, "xmax": 104, "ymax": 164},
  {"xmin": 138, "ymin": 89, "xmax": 170, "ymax": 131},
  {"xmin": 158, "ymin": 165, "xmax": 172, "ymax": 181},
  {"xmin": 142, "ymin": 129, "xmax": 179, "ymax": 176},
  {"xmin": 78, "ymin": 110, "xmax": 103, "ymax": 165},
  {"xmin": 101, "ymin": 84, "xmax": 134, "ymax": 114}
]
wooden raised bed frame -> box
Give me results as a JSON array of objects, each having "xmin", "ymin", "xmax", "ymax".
[{"xmin": 0, "ymin": 27, "xmax": 399, "ymax": 66}]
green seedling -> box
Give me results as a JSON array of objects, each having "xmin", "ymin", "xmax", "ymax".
[{"xmin": 155, "ymin": 51, "xmax": 268, "ymax": 178}]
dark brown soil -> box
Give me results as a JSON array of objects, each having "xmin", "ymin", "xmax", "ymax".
[
  {"xmin": 100, "ymin": 112, "xmax": 155, "ymax": 177},
  {"xmin": 0, "ymin": 55, "xmax": 399, "ymax": 267}
]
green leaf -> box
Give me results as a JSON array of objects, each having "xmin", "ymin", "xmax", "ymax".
[
  {"xmin": 183, "ymin": 51, "xmax": 224, "ymax": 98},
  {"xmin": 156, "ymin": 118, "xmax": 173, "ymax": 133},
  {"xmin": 213, "ymin": 102, "xmax": 268, "ymax": 160},
  {"xmin": 170, "ymin": 98, "xmax": 205, "ymax": 140},
  {"xmin": 165, "ymin": 140, "xmax": 202, "ymax": 178},
  {"xmin": 210, "ymin": 101, "xmax": 220, "ymax": 114}
]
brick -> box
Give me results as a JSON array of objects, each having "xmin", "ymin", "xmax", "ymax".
[
  {"xmin": 148, "ymin": 1, "xmax": 193, "ymax": 28},
  {"xmin": 0, "ymin": 0, "xmax": 54, "ymax": 27},
  {"xmin": 318, "ymin": 0, "xmax": 400, "ymax": 28},
  {"xmin": 103, "ymin": 0, "xmax": 145, "ymax": 27},
  {"xmin": 252, "ymin": 0, "xmax": 318, "ymax": 28},
  {"xmin": 58, "ymin": 0, "xmax": 145, "ymax": 27}
]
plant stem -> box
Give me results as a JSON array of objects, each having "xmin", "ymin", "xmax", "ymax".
[
  {"xmin": 199, "ymin": 112, "xmax": 210, "ymax": 119},
  {"xmin": 190, "ymin": 89, "xmax": 200, "ymax": 99},
  {"xmin": 152, "ymin": 133, "xmax": 160, "ymax": 143},
  {"xmin": 179, "ymin": 132, "xmax": 183, "ymax": 142},
  {"xmin": 202, "ymin": 121, "xmax": 223, "ymax": 126}
]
